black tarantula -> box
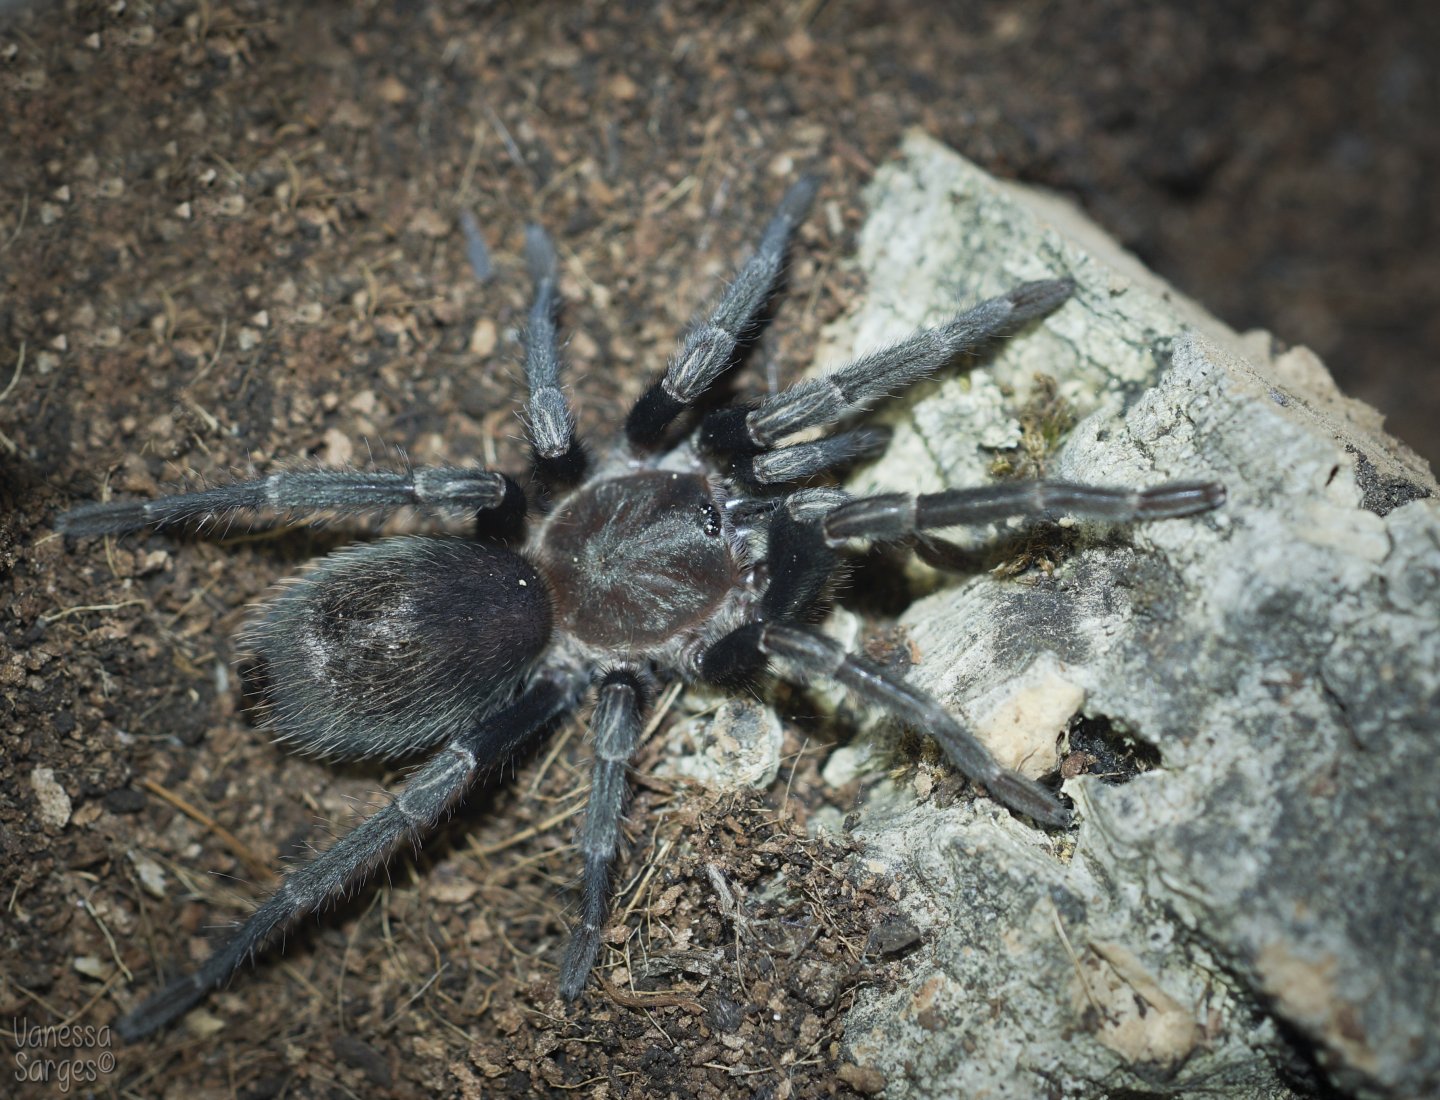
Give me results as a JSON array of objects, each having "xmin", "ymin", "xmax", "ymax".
[{"xmin": 60, "ymin": 174, "xmax": 1224, "ymax": 1041}]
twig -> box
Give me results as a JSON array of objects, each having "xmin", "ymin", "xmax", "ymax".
[
  {"xmin": 0, "ymin": 340, "xmax": 24, "ymax": 453},
  {"xmin": 0, "ymin": 339, "xmax": 24, "ymax": 402},
  {"xmin": 465, "ymin": 802, "xmax": 583, "ymax": 859},
  {"xmin": 41, "ymin": 598, "xmax": 148, "ymax": 624},
  {"xmin": 138, "ymin": 777, "xmax": 277, "ymax": 884},
  {"xmin": 598, "ymin": 975, "xmax": 702, "ymax": 1014},
  {"xmin": 80, "ymin": 895, "xmax": 133, "ymax": 982},
  {"xmin": 1050, "ymin": 898, "xmax": 1103, "ymax": 1020},
  {"xmin": 1, "ymin": 192, "xmax": 27, "ymax": 253}
]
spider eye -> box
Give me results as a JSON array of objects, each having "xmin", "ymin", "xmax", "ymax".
[{"xmin": 699, "ymin": 499, "xmax": 722, "ymax": 538}]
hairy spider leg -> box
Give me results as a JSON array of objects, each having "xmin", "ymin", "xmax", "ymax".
[
  {"xmin": 113, "ymin": 673, "xmax": 577, "ymax": 1042},
  {"xmin": 522, "ymin": 224, "xmax": 587, "ymax": 485},
  {"xmin": 558, "ymin": 668, "xmax": 651, "ymax": 1000},
  {"xmin": 701, "ymin": 621, "xmax": 1070, "ymax": 827},
  {"xmin": 699, "ymin": 278, "xmax": 1076, "ymax": 457},
  {"xmin": 731, "ymin": 425, "xmax": 892, "ymax": 487},
  {"xmin": 57, "ymin": 466, "xmax": 525, "ymax": 537},
  {"xmin": 822, "ymin": 480, "xmax": 1227, "ymax": 542},
  {"xmin": 625, "ymin": 174, "xmax": 821, "ymax": 449},
  {"xmin": 696, "ymin": 487, "xmax": 851, "ymax": 693}
]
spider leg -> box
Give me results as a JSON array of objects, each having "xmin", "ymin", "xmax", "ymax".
[
  {"xmin": 701, "ymin": 622, "xmax": 1069, "ymax": 827},
  {"xmin": 522, "ymin": 224, "xmax": 587, "ymax": 485},
  {"xmin": 113, "ymin": 672, "xmax": 576, "ymax": 1042},
  {"xmin": 699, "ymin": 278, "xmax": 1074, "ymax": 454},
  {"xmin": 625, "ymin": 175, "xmax": 820, "ymax": 449},
  {"xmin": 822, "ymin": 480, "xmax": 1227, "ymax": 543},
  {"xmin": 558, "ymin": 668, "xmax": 650, "ymax": 1000},
  {"xmin": 58, "ymin": 465, "xmax": 525, "ymax": 537},
  {"xmin": 733, "ymin": 426, "xmax": 890, "ymax": 487}
]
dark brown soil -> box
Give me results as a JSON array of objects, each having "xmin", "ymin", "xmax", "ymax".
[{"xmin": 2, "ymin": 2, "xmax": 1433, "ymax": 1097}]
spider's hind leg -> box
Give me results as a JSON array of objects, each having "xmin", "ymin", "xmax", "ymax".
[
  {"xmin": 113, "ymin": 674, "xmax": 575, "ymax": 1041},
  {"xmin": 521, "ymin": 224, "xmax": 587, "ymax": 487}
]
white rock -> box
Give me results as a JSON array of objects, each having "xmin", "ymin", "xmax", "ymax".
[{"xmin": 828, "ymin": 132, "xmax": 1438, "ymax": 1100}]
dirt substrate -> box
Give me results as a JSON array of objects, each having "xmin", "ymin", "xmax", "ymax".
[{"xmin": 1, "ymin": 2, "xmax": 1434, "ymax": 1097}]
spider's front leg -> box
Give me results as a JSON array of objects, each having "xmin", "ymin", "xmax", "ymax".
[
  {"xmin": 699, "ymin": 277, "xmax": 1075, "ymax": 456},
  {"xmin": 702, "ymin": 621, "xmax": 1070, "ymax": 827},
  {"xmin": 821, "ymin": 479, "xmax": 1226, "ymax": 543},
  {"xmin": 625, "ymin": 174, "xmax": 820, "ymax": 449}
]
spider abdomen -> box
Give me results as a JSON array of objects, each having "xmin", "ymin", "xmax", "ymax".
[
  {"xmin": 244, "ymin": 537, "xmax": 553, "ymax": 760},
  {"xmin": 534, "ymin": 470, "xmax": 736, "ymax": 653}
]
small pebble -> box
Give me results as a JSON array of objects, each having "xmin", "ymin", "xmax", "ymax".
[{"xmin": 30, "ymin": 766, "xmax": 71, "ymax": 828}]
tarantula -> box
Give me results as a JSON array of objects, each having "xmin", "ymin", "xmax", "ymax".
[{"xmin": 60, "ymin": 174, "xmax": 1224, "ymax": 1041}]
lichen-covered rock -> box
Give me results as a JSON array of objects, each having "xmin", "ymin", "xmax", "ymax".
[{"xmin": 827, "ymin": 132, "xmax": 1438, "ymax": 1100}]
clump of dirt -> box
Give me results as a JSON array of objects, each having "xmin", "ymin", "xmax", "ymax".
[{"xmin": 458, "ymin": 781, "xmax": 907, "ymax": 1099}]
